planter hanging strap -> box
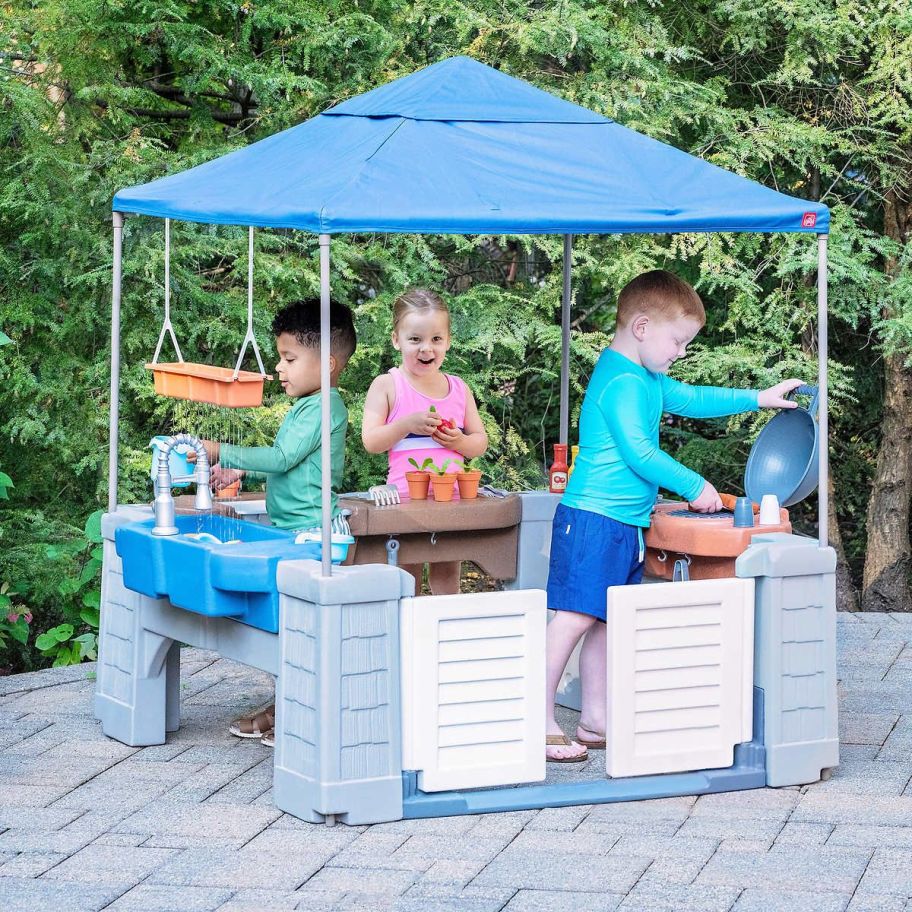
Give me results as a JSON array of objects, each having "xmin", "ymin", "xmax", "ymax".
[
  {"xmin": 233, "ymin": 227, "xmax": 268, "ymax": 380},
  {"xmin": 152, "ymin": 218, "xmax": 185, "ymax": 364}
]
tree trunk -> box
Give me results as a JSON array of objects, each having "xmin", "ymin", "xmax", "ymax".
[{"xmin": 862, "ymin": 187, "xmax": 912, "ymax": 612}]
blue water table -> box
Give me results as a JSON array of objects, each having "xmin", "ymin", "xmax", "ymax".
[{"xmin": 97, "ymin": 57, "xmax": 837, "ymax": 825}]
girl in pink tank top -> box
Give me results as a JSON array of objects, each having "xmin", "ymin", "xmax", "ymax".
[{"xmin": 361, "ymin": 289, "xmax": 489, "ymax": 595}]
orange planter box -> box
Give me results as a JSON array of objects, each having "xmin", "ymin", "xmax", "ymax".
[{"xmin": 147, "ymin": 363, "xmax": 272, "ymax": 408}]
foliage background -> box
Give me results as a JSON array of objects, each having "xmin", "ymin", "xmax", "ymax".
[{"xmin": 1, "ymin": 0, "xmax": 909, "ymax": 670}]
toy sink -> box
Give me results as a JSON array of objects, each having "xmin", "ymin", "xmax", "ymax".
[{"xmin": 114, "ymin": 514, "xmax": 319, "ymax": 632}]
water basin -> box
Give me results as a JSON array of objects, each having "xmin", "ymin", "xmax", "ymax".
[{"xmin": 115, "ymin": 514, "xmax": 320, "ymax": 632}]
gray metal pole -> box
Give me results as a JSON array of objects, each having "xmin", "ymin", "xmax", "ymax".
[
  {"xmin": 319, "ymin": 234, "xmax": 333, "ymax": 577},
  {"xmin": 108, "ymin": 212, "xmax": 124, "ymax": 513},
  {"xmin": 817, "ymin": 233, "xmax": 829, "ymax": 549},
  {"xmin": 560, "ymin": 234, "xmax": 573, "ymax": 445}
]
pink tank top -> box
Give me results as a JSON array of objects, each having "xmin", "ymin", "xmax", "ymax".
[{"xmin": 386, "ymin": 367, "xmax": 468, "ymax": 497}]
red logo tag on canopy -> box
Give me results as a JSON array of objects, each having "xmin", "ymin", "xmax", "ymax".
[{"xmin": 802, "ymin": 212, "xmax": 817, "ymax": 228}]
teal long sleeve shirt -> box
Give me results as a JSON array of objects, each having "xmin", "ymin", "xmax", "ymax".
[
  {"xmin": 220, "ymin": 388, "xmax": 348, "ymax": 531},
  {"xmin": 562, "ymin": 349, "xmax": 758, "ymax": 527}
]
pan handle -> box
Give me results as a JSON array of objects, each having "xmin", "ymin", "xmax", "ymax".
[{"xmin": 789, "ymin": 384, "xmax": 819, "ymax": 417}]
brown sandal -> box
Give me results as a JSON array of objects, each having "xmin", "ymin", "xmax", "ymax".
[
  {"xmin": 576, "ymin": 729, "xmax": 606, "ymax": 750},
  {"xmin": 260, "ymin": 728, "xmax": 275, "ymax": 748},
  {"xmin": 229, "ymin": 703, "xmax": 275, "ymax": 739},
  {"xmin": 546, "ymin": 733, "xmax": 588, "ymax": 763}
]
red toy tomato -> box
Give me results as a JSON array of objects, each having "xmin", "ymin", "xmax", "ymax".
[{"xmin": 429, "ymin": 405, "xmax": 455, "ymax": 431}]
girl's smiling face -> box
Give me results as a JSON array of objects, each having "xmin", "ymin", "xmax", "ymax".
[{"xmin": 392, "ymin": 309, "xmax": 451, "ymax": 376}]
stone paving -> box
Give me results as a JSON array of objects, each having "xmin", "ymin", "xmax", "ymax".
[{"xmin": 0, "ymin": 610, "xmax": 911, "ymax": 912}]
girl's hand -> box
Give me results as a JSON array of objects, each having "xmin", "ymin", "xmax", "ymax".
[
  {"xmin": 403, "ymin": 410, "xmax": 441, "ymax": 436},
  {"xmin": 432, "ymin": 424, "xmax": 463, "ymax": 449},
  {"xmin": 758, "ymin": 379, "xmax": 804, "ymax": 409}
]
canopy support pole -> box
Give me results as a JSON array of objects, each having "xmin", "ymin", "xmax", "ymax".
[
  {"xmin": 108, "ymin": 212, "xmax": 124, "ymax": 513},
  {"xmin": 559, "ymin": 234, "xmax": 573, "ymax": 446},
  {"xmin": 319, "ymin": 234, "xmax": 333, "ymax": 577},
  {"xmin": 817, "ymin": 233, "xmax": 828, "ymax": 549}
]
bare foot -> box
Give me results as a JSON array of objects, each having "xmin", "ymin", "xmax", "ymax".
[{"xmin": 546, "ymin": 731, "xmax": 588, "ymax": 762}]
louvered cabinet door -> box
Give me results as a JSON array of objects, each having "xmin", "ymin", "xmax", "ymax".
[
  {"xmin": 606, "ymin": 578, "xmax": 755, "ymax": 778},
  {"xmin": 400, "ymin": 590, "xmax": 547, "ymax": 792}
]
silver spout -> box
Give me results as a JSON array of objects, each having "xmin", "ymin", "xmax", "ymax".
[{"xmin": 152, "ymin": 433, "xmax": 212, "ymax": 536}]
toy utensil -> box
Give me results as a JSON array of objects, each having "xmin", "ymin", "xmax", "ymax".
[
  {"xmin": 368, "ymin": 484, "xmax": 401, "ymax": 506},
  {"xmin": 719, "ymin": 493, "xmax": 759, "ymax": 514}
]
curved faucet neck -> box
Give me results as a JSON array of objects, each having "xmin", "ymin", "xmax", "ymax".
[{"xmin": 152, "ymin": 433, "xmax": 213, "ymax": 535}]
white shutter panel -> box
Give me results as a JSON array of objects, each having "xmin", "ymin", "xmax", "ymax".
[
  {"xmin": 401, "ymin": 590, "xmax": 547, "ymax": 792},
  {"xmin": 606, "ymin": 578, "xmax": 754, "ymax": 777}
]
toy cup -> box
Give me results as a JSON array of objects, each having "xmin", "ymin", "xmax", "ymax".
[
  {"xmin": 758, "ymin": 494, "xmax": 781, "ymax": 525},
  {"xmin": 733, "ymin": 496, "xmax": 755, "ymax": 528}
]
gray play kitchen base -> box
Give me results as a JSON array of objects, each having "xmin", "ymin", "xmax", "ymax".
[{"xmin": 95, "ymin": 491, "xmax": 838, "ymax": 824}]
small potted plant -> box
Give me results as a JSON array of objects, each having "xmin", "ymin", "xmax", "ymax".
[
  {"xmin": 405, "ymin": 457, "xmax": 433, "ymax": 500},
  {"xmin": 454, "ymin": 459, "xmax": 483, "ymax": 499},
  {"xmin": 428, "ymin": 459, "xmax": 456, "ymax": 502}
]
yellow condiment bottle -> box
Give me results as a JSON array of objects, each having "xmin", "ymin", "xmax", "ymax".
[{"xmin": 568, "ymin": 445, "xmax": 579, "ymax": 477}]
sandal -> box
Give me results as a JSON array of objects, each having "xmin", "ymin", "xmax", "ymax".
[
  {"xmin": 576, "ymin": 727, "xmax": 606, "ymax": 750},
  {"xmin": 260, "ymin": 728, "xmax": 275, "ymax": 748},
  {"xmin": 228, "ymin": 703, "xmax": 275, "ymax": 739},
  {"xmin": 546, "ymin": 733, "xmax": 588, "ymax": 763}
]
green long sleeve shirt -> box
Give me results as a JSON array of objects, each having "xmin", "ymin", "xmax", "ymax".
[{"xmin": 220, "ymin": 389, "xmax": 348, "ymax": 531}]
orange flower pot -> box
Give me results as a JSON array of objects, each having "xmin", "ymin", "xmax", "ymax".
[
  {"xmin": 430, "ymin": 474, "xmax": 456, "ymax": 502},
  {"xmin": 215, "ymin": 480, "xmax": 241, "ymax": 499},
  {"xmin": 147, "ymin": 362, "xmax": 272, "ymax": 408},
  {"xmin": 456, "ymin": 469, "xmax": 482, "ymax": 499},
  {"xmin": 405, "ymin": 471, "xmax": 431, "ymax": 500}
]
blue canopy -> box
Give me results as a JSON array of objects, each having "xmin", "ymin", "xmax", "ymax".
[{"xmin": 113, "ymin": 56, "xmax": 829, "ymax": 235}]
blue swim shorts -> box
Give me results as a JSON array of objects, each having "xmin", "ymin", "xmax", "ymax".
[{"xmin": 546, "ymin": 503, "xmax": 645, "ymax": 622}]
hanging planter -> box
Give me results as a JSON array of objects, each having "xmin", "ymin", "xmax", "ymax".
[{"xmin": 146, "ymin": 222, "xmax": 271, "ymax": 407}]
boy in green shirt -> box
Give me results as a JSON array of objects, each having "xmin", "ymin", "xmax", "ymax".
[{"xmin": 196, "ymin": 298, "xmax": 357, "ymax": 745}]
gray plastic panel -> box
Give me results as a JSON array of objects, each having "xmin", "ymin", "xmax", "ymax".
[
  {"xmin": 273, "ymin": 561, "xmax": 413, "ymax": 825},
  {"xmin": 504, "ymin": 491, "xmax": 561, "ymax": 591},
  {"xmin": 736, "ymin": 533, "xmax": 839, "ymax": 786},
  {"xmin": 95, "ymin": 535, "xmax": 177, "ymax": 746}
]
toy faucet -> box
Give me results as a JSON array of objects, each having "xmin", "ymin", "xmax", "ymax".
[{"xmin": 151, "ymin": 433, "xmax": 212, "ymax": 536}]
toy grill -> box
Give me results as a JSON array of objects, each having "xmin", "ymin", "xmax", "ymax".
[{"xmin": 644, "ymin": 500, "xmax": 792, "ymax": 580}]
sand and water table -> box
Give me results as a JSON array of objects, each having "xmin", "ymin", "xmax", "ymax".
[{"xmin": 96, "ymin": 57, "xmax": 837, "ymax": 825}]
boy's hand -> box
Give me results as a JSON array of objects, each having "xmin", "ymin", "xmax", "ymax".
[
  {"xmin": 210, "ymin": 465, "xmax": 244, "ymax": 491},
  {"xmin": 186, "ymin": 439, "xmax": 220, "ymax": 464},
  {"xmin": 690, "ymin": 480, "xmax": 724, "ymax": 513},
  {"xmin": 403, "ymin": 410, "xmax": 441, "ymax": 437},
  {"xmin": 758, "ymin": 379, "xmax": 805, "ymax": 409}
]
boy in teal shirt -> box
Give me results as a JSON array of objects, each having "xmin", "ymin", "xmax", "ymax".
[
  {"xmin": 201, "ymin": 299, "xmax": 356, "ymax": 531},
  {"xmin": 546, "ymin": 270, "xmax": 803, "ymax": 762},
  {"xmin": 196, "ymin": 298, "xmax": 356, "ymax": 745}
]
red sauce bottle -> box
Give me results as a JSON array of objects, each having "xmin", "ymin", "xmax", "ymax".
[{"xmin": 549, "ymin": 443, "xmax": 569, "ymax": 493}]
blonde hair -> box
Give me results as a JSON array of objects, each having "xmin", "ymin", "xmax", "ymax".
[
  {"xmin": 616, "ymin": 270, "xmax": 705, "ymax": 329},
  {"xmin": 392, "ymin": 288, "xmax": 450, "ymax": 332}
]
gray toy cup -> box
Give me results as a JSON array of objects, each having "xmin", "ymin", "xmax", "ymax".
[{"xmin": 733, "ymin": 496, "xmax": 755, "ymax": 528}]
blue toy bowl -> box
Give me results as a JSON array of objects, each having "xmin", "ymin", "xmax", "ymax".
[
  {"xmin": 294, "ymin": 531, "xmax": 355, "ymax": 563},
  {"xmin": 744, "ymin": 385, "xmax": 819, "ymax": 508}
]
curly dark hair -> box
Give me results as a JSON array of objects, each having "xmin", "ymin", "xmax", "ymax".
[{"xmin": 271, "ymin": 299, "xmax": 357, "ymax": 364}]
